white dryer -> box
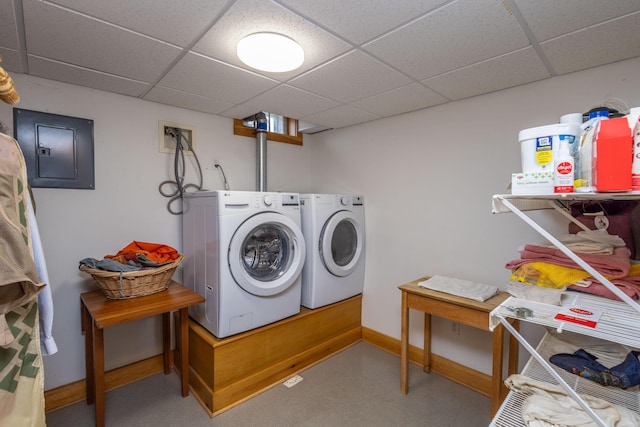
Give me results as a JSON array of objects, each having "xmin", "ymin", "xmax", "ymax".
[
  {"xmin": 299, "ymin": 194, "xmax": 365, "ymax": 309},
  {"xmin": 182, "ymin": 190, "xmax": 306, "ymax": 338}
]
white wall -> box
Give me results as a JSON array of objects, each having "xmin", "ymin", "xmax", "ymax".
[
  {"xmin": 306, "ymin": 57, "xmax": 640, "ymax": 374},
  {"xmin": 1, "ymin": 56, "xmax": 639, "ymax": 392},
  {"xmin": 0, "ymin": 75, "xmax": 313, "ymax": 390}
]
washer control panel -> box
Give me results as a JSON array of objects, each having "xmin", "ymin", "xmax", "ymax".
[
  {"xmin": 248, "ymin": 192, "xmax": 301, "ymax": 209},
  {"xmin": 333, "ymin": 194, "xmax": 364, "ymax": 208},
  {"xmin": 281, "ymin": 193, "xmax": 300, "ymax": 206}
]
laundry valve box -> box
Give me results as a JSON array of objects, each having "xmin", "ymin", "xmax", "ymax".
[{"xmin": 511, "ymin": 171, "xmax": 554, "ymax": 195}]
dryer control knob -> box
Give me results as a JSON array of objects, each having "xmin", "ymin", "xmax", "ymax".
[
  {"xmin": 263, "ymin": 195, "xmax": 273, "ymax": 206},
  {"xmin": 340, "ymin": 196, "xmax": 349, "ymax": 206}
]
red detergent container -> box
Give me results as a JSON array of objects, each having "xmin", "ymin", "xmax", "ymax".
[{"xmin": 593, "ymin": 117, "xmax": 632, "ymax": 192}]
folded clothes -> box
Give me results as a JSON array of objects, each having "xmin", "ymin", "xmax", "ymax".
[
  {"xmin": 508, "ymin": 259, "xmax": 640, "ymax": 301},
  {"xmin": 538, "ymin": 230, "xmax": 625, "ymax": 255},
  {"xmin": 506, "ymin": 280, "xmax": 564, "ymax": 305},
  {"xmin": 510, "ymin": 262, "xmax": 589, "ymax": 289},
  {"xmin": 550, "ymin": 348, "xmax": 640, "ymax": 389},
  {"xmin": 506, "ymin": 244, "xmax": 632, "ymax": 279},
  {"xmin": 575, "ymin": 229, "xmax": 627, "ymax": 247},
  {"xmin": 568, "ymin": 278, "xmax": 640, "ymax": 301},
  {"xmin": 79, "ymin": 257, "xmax": 142, "ymax": 272},
  {"xmin": 418, "ymin": 275, "xmax": 498, "ymax": 302}
]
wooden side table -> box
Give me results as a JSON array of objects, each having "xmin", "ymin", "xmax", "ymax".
[
  {"xmin": 399, "ymin": 277, "xmax": 519, "ymax": 415},
  {"xmin": 80, "ymin": 280, "xmax": 204, "ymax": 427}
]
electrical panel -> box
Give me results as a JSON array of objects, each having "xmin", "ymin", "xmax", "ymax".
[{"xmin": 14, "ymin": 108, "xmax": 94, "ymax": 189}]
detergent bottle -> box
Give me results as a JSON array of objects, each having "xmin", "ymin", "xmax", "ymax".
[
  {"xmin": 554, "ymin": 138, "xmax": 574, "ymax": 193},
  {"xmin": 575, "ymin": 109, "xmax": 609, "ymax": 192}
]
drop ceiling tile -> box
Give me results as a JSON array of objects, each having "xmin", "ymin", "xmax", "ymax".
[
  {"xmin": 290, "ymin": 50, "xmax": 412, "ymax": 103},
  {"xmin": 48, "ymin": 0, "xmax": 229, "ymax": 47},
  {"xmin": 192, "ymin": 0, "xmax": 350, "ymax": 81},
  {"xmin": 364, "ymin": 0, "xmax": 529, "ymax": 80},
  {"xmin": 242, "ymin": 85, "xmax": 340, "ymax": 119},
  {"xmin": 0, "ymin": 48, "xmax": 24, "ymax": 73},
  {"xmin": 541, "ymin": 12, "xmax": 640, "ymax": 75},
  {"xmin": 0, "ymin": 1, "xmax": 19, "ymax": 49},
  {"xmin": 514, "ymin": 0, "xmax": 640, "ymax": 41},
  {"xmin": 298, "ymin": 122, "xmax": 331, "ymax": 134},
  {"xmin": 278, "ymin": 0, "xmax": 448, "ymax": 44},
  {"xmin": 157, "ymin": 52, "xmax": 279, "ymax": 104},
  {"xmin": 351, "ymin": 83, "xmax": 448, "ymax": 117},
  {"xmin": 28, "ymin": 56, "xmax": 151, "ymax": 96},
  {"xmin": 301, "ymin": 105, "xmax": 379, "ymax": 129},
  {"xmin": 423, "ymin": 48, "xmax": 551, "ymax": 100},
  {"xmin": 6, "ymin": 0, "xmax": 640, "ymax": 131},
  {"xmin": 22, "ymin": 0, "xmax": 181, "ymax": 82},
  {"xmin": 144, "ymin": 86, "xmax": 234, "ymax": 115},
  {"xmin": 218, "ymin": 104, "xmax": 265, "ymax": 122}
]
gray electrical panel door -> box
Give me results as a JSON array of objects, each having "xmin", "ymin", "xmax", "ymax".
[{"xmin": 14, "ymin": 108, "xmax": 94, "ymax": 189}]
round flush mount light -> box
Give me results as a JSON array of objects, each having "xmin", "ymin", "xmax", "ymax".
[{"xmin": 237, "ymin": 32, "xmax": 304, "ymax": 73}]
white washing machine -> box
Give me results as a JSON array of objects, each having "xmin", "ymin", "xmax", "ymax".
[
  {"xmin": 299, "ymin": 194, "xmax": 365, "ymax": 309},
  {"xmin": 182, "ymin": 190, "xmax": 306, "ymax": 338}
]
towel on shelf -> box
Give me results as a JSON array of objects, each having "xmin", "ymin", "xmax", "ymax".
[
  {"xmin": 568, "ymin": 278, "xmax": 640, "ymax": 301},
  {"xmin": 510, "ymin": 262, "xmax": 589, "ymax": 289},
  {"xmin": 507, "ymin": 254, "xmax": 640, "ymax": 301},
  {"xmin": 418, "ymin": 275, "xmax": 499, "ymax": 302},
  {"xmin": 506, "ymin": 244, "xmax": 632, "ymax": 279},
  {"xmin": 505, "ymin": 373, "xmax": 640, "ymax": 426},
  {"xmin": 505, "ymin": 280, "xmax": 564, "ymax": 305},
  {"xmin": 575, "ymin": 229, "xmax": 627, "ymax": 247}
]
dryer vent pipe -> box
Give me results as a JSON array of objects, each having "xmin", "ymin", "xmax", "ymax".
[{"xmin": 255, "ymin": 112, "xmax": 268, "ymax": 192}]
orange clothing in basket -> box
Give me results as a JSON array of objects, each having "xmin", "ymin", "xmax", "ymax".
[{"xmin": 105, "ymin": 241, "xmax": 179, "ymax": 265}]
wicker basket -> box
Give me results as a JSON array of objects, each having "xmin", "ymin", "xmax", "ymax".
[{"xmin": 80, "ymin": 254, "xmax": 184, "ymax": 299}]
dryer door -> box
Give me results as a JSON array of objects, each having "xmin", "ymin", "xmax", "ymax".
[
  {"xmin": 229, "ymin": 212, "xmax": 306, "ymax": 296},
  {"xmin": 320, "ymin": 210, "xmax": 364, "ymax": 277}
]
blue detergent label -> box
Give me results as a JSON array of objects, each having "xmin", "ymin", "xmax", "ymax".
[{"xmin": 535, "ymin": 136, "xmax": 553, "ymax": 166}]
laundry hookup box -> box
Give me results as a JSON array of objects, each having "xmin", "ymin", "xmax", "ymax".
[{"xmin": 511, "ymin": 171, "xmax": 554, "ymax": 195}]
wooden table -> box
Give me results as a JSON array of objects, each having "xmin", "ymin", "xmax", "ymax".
[
  {"xmin": 80, "ymin": 280, "xmax": 204, "ymax": 427},
  {"xmin": 399, "ymin": 277, "xmax": 519, "ymax": 415}
]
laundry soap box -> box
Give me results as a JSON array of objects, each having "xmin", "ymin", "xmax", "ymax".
[{"xmin": 511, "ymin": 171, "xmax": 554, "ymax": 195}]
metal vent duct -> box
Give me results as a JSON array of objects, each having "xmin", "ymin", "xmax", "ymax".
[{"xmin": 255, "ymin": 112, "xmax": 268, "ymax": 192}]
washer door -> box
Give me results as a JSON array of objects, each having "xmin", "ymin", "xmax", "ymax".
[
  {"xmin": 320, "ymin": 210, "xmax": 363, "ymax": 277},
  {"xmin": 229, "ymin": 212, "xmax": 305, "ymax": 296}
]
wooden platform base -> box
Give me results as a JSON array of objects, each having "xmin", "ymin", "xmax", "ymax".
[{"xmin": 187, "ymin": 295, "xmax": 362, "ymax": 416}]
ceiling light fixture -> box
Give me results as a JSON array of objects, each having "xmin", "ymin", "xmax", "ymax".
[{"xmin": 237, "ymin": 32, "xmax": 304, "ymax": 73}]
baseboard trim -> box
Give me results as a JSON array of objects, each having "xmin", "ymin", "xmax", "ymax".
[
  {"xmin": 47, "ymin": 325, "xmax": 491, "ymax": 413},
  {"xmin": 44, "ymin": 352, "xmax": 171, "ymax": 413},
  {"xmin": 361, "ymin": 326, "xmax": 492, "ymax": 396},
  {"xmin": 362, "ymin": 326, "xmax": 422, "ymax": 362}
]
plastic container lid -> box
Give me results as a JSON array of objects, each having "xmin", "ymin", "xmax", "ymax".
[
  {"xmin": 518, "ymin": 123, "xmax": 581, "ymax": 142},
  {"xmin": 560, "ymin": 113, "xmax": 583, "ymax": 125},
  {"xmin": 588, "ymin": 109, "xmax": 609, "ymax": 119}
]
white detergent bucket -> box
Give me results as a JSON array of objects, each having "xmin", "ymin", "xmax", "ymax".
[{"xmin": 518, "ymin": 123, "xmax": 581, "ymax": 173}]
